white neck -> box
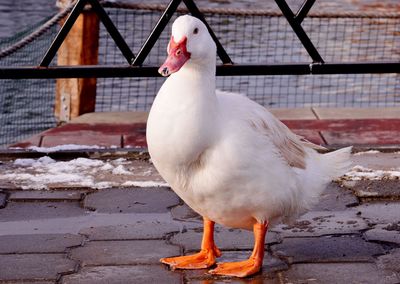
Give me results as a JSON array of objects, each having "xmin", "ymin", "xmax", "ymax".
[
  {"xmin": 167, "ymin": 56, "xmax": 218, "ymax": 112},
  {"xmin": 150, "ymin": 57, "xmax": 220, "ymax": 166}
]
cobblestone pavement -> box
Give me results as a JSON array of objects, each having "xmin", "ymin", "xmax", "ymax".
[{"xmin": 0, "ymin": 152, "xmax": 399, "ymax": 283}]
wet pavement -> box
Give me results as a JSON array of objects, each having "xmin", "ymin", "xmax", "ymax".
[{"xmin": 0, "ymin": 151, "xmax": 399, "ymax": 283}]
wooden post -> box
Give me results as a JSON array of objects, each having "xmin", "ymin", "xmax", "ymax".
[{"xmin": 55, "ymin": 0, "xmax": 100, "ymax": 122}]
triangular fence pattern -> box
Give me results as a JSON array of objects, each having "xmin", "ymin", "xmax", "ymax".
[
  {"xmin": 40, "ymin": 0, "xmax": 233, "ymax": 67},
  {"xmin": 0, "ymin": 0, "xmax": 398, "ymax": 79}
]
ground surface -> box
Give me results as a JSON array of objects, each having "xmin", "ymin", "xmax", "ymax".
[
  {"xmin": 0, "ymin": 151, "xmax": 399, "ymax": 283},
  {"xmin": 10, "ymin": 108, "xmax": 400, "ymax": 150}
]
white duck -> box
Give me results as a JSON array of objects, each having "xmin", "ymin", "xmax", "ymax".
[{"xmin": 146, "ymin": 15, "xmax": 352, "ymax": 277}]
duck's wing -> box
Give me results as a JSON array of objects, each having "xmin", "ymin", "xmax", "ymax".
[
  {"xmin": 249, "ymin": 106, "xmax": 327, "ymax": 169},
  {"xmin": 217, "ymin": 90, "xmax": 326, "ymax": 169},
  {"xmin": 250, "ymin": 114, "xmax": 308, "ymax": 169}
]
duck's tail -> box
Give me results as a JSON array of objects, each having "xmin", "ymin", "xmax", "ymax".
[
  {"xmin": 298, "ymin": 146, "xmax": 353, "ymax": 211},
  {"xmin": 320, "ymin": 146, "xmax": 353, "ymax": 181}
]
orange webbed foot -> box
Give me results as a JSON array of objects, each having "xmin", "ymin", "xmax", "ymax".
[
  {"xmin": 208, "ymin": 221, "xmax": 268, "ymax": 278},
  {"xmin": 160, "ymin": 247, "xmax": 221, "ymax": 270},
  {"xmin": 208, "ymin": 257, "xmax": 262, "ymax": 278}
]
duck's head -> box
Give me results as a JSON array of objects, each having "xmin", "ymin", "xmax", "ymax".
[{"xmin": 159, "ymin": 15, "xmax": 216, "ymax": 77}]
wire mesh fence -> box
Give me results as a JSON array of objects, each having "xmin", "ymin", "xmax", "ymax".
[
  {"xmin": 96, "ymin": 2, "xmax": 399, "ymax": 111},
  {"xmin": 0, "ymin": 1, "xmax": 399, "ymax": 147},
  {"xmin": 0, "ymin": 16, "xmax": 59, "ymax": 147}
]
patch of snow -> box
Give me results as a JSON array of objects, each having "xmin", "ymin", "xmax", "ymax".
[
  {"xmin": 65, "ymin": 158, "xmax": 105, "ymax": 167},
  {"xmin": 14, "ymin": 156, "xmax": 56, "ymax": 167},
  {"xmin": 100, "ymin": 163, "xmax": 114, "ymax": 171},
  {"xmin": 112, "ymin": 165, "xmax": 132, "ymax": 175},
  {"xmin": 342, "ymin": 165, "xmax": 400, "ymax": 181},
  {"xmin": 2, "ymin": 172, "xmax": 88, "ymax": 190},
  {"xmin": 28, "ymin": 144, "xmax": 104, "ymax": 153},
  {"xmin": 13, "ymin": 158, "xmax": 38, "ymax": 167},
  {"xmin": 143, "ymin": 169, "xmax": 153, "ymax": 176},
  {"xmin": 354, "ymin": 150, "xmax": 381, "ymax": 156},
  {"xmin": 2, "ymin": 156, "xmax": 165, "ymax": 190},
  {"xmin": 125, "ymin": 145, "xmax": 144, "ymax": 149},
  {"xmin": 121, "ymin": 181, "xmax": 169, "ymax": 187},
  {"xmin": 113, "ymin": 158, "xmax": 127, "ymax": 164},
  {"xmin": 357, "ymin": 190, "xmax": 379, "ymax": 197}
]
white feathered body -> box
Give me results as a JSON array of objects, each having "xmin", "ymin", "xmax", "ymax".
[
  {"xmin": 147, "ymin": 63, "xmax": 351, "ymax": 230},
  {"xmin": 147, "ymin": 15, "xmax": 351, "ymax": 230}
]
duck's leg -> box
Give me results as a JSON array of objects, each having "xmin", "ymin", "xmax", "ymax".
[
  {"xmin": 209, "ymin": 221, "xmax": 268, "ymax": 278},
  {"xmin": 160, "ymin": 217, "xmax": 221, "ymax": 270}
]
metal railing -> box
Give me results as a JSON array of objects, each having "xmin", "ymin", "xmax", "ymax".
[
  {"xmin": 0, "ymin": 0, "xmax": 399, "ymax": 147},
  {"xmin": 0, "ymin": 0, "xmax": 398, "ymax": 79}
]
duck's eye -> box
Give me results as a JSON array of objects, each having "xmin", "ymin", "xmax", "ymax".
[{"xmin": 193, "ymin": 28, "xmax": 199, "ymax": 35}]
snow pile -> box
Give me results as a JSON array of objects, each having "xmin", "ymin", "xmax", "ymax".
[
  {"xmin": 353, "ymin": 150, "xmax": 381, "ymax": 156},
  {"xmin": 121, "ymin": 181, "xmax": 168, "ymax": 187},
  {"xmin": 354, "ymin": 150, "xmax": 400, "ymax": 156},
  {"xmin": 1, "ymin": 157, "xmax": 168, "ymax": 190},
  {"xmin": 112, "ymin": 165, "xmax": 133, "ymax": 175},
  {"xmin": 342, "ymin": 165, "xmax": 400, "ymax": 181},
  {"xmin": 26, "ymin": 144, "xmax": 109, "ymax": 153}
]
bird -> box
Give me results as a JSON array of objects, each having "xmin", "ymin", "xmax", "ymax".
[{"xmin": 146, "ymin": 15, "xmax": 352, "ymax": 278}]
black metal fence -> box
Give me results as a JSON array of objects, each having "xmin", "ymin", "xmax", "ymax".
[
  {"xmin": 95, "ymin": 3, "xmax": 399, "ymax": 111},
  {"xmin": 0, "ymin": 0, "xmax": 399, "ymax": 147}
]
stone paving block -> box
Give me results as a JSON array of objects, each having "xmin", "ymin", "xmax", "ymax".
[
  {"xmin": 79, "ymin": 221, "xmax": 181, "ymax": 240},
  {"xmin": 70, "ymin": 112, "xmax": 148, "ymax": 124},
  {"xmin": 356, "ymin": 202, "xmax": 400, "ymax": 224},
  {"xmin": 171, "ymin": 203, "xmax": 202, "ymax": 222},
  {"xmin": 184, "ymin": 252, "xmax": 285, "ymax": 283},
  {"xmin": 186, "ymin": 277, "xmax": 279, "ymax": 284},
  {"xmin": 0, "ymin": 180, "xmax": 17, "ymax": 190},
  {"xmin": 8, "ymin": 134, "xmax": 42, "ymax": 148},
  {"xmin": 123, "ymin": 133, "xmax": 147, "ymax": 148},
  {"xmin": 0, "ymin": 201, "xmax": 87, "ymax": 222},
  {"xmin": 185, "ymin": 270, "xmax": 279, "ymax": 283},
  {"xmin": 313, "ymin": 107, "xmax": 400, "ymax": 120},
  {"xmin": 313, "ymin": 182, "xmax": 359, "ymax": 211},
  {"xmin": 83, "ymin": 187, "xmax": 180, "ymax": 213},
  {"xmin": 272, "ymin": 210, "xmax": 368, "ymax": 237},
  {"xmin": 322, "ymin": 130, "xmax": 400, "ymax": 146},
  {"xmin": 270, "ymin": 108, "xmax": 317, "ymax": 120},
  {"xmin": 170, "ymin": 226, "xmax": 280, "ymax": 252},
  {"xmin": 61, "ymin": 265, "xmax": 182, "ymax": 284},
  {"xmin": 0, "ymin": 254, "xmax": 76, "ymax": 281},
  {"xmin": 42, "ymin": 123, "xmax": 144, "ymax": 136},
  {"xmin": 292, "ymin": 129, "xmax": 325, "ymax": 145},
  {"xmin": 3, "ymin": 281, "xmax": 55, "ymax": 284},
  {"xmin": 9, "ymin": 190, "xmax": 83, "ymax": 201},
  {"xmin": 364, "ymin": 224, "xmax": 400, "ymax": 245},
  {"xmin": 349, "ymin": 180, "xmax": 400, "ymax": 200},
  {"xmin": 271, "ymin": 235, "xmax": 384, "ymax": 263},
  {"xmin": 217, "ymin": 251, "xmax": 288, "ymax": 271},
  {"xmin": 41, "ymin": 133, "xmax": 122, "ymax": 148},
  {"xmin": 70, "ymin": 240, "xmax": 180, "ymax": 266},
  {"xmin": 281, "ymin": 262, "xmax": 399, "ymax": 284},
  {"xmin": 376, "ymin": 248, "xmax": 400, "ymax": 275},
  {"xmin": 0, "ymin": 190, "xmax": 7, "ymax": 208},
  {"xmin": 351, "ymin": 152, "xmax": 400, "ymax": 170},
  {"xmin": 0, "ymin": 234, "xmax": 83, "ymax": 253}
]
